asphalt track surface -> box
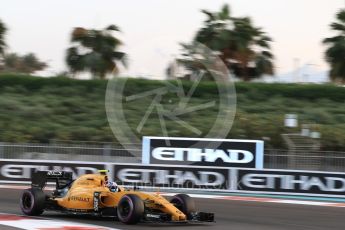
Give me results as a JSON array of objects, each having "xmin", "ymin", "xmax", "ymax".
[{"xmin": 0, "ymin": 188, "xmax": 344, "ymax": 230}]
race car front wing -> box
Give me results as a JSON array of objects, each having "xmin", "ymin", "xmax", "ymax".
[
  {"xmin": 143, "ymin": 211, "xmax": 214, "ymax": 223},
  {"xmin": 189, "ymin": 212, "xmax": 215, "ymax": 222}
]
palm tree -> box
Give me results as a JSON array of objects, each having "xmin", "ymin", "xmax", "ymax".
[
  {"xmin": 66, "ymin": 25, "xmax": 126, "ymax": 79},
  {"xmin": 181, "ymin": 4, "xmax": 274, "ymax": 81},
  {"xmin": 0, "ymin": 52, "xmax": 47, "ymax": 74},
  {"xmin": 195, "ymin": 4, "xmax": 232, "ymax": 52},
  {"xmin": 176, "ymin": 43, "xmax": 214, "ymax": 81},
  {"xmin": 0, "ymin": 19, "xmax": 7, "ymax": 56},
  {"xmin": 230, "ymin": 17, "xmax": 274, "ymax": 80},
  {"xmin": 323, "ymin": 9, "xmax": 345, "ymax": 83}
]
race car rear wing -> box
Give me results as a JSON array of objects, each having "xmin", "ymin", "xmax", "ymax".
[{"xmin": 31, "ymin": 170, "xmax": 73, "ymax": 190}]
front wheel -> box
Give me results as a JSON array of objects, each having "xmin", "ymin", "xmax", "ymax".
[
  {"xmin": 170, "ymin": 194, "xmax": 196, "ymax": 219},
  {"xmin": 20, "ymin": 189, "xmax": 45, "ymax": 216},
  {"xmin": 117, "ymin": 194, "xmax": 144, "ymax": 224}
]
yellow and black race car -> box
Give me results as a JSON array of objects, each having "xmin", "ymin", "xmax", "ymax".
[{"xmin": 19, "ymin": 170, "xmax": 214, "ymax": 225}]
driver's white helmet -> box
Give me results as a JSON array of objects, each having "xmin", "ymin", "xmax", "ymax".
[{"xmin": 107, "ymin": 181, "xmax": 118, "ymax": 192}]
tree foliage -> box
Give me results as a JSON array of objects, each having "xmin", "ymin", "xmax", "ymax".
[
  {"xmin": 0, "ymin": 52, "xmax": 47, "ymax": 74},
  {"xmin": 66, "ymin": 25, "xmax": 126, "ymax": 79},
  {"xmin": 0, "ymin": 19, "xmax": 6, "ymax": 56},
  {"xmin": 178, "ymin": 4, "xmax": 274, "ymax": 81},
  {"xmin": 323, "ymin": 9, "xmax": 345, "ymax": 83},
  {"xmin": 0, "ymin": 74, "xmax": 344, "ymax": 150},
  {"xmin": 0, "ymin": 20, "xmax": 47, "ymax": 74}
]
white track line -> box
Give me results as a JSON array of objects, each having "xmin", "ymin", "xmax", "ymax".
[
  {"xmin": 159, "ymin": 192, "xmax": 345, "ymax": 208},
  {"xmin": 0, "ymin": 213, "xmax": 120, "ymax": 230}
]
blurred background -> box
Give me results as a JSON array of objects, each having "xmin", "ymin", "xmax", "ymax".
[{"xmin": 0, "ymin": 0, "xmax": 344, "ymax": 172}]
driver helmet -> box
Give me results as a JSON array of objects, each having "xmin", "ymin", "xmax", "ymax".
[{"xmin": 107, "ymin": 181, "xmax": 118, "ymax": 192}]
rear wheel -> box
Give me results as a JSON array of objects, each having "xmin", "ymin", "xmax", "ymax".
[
  {"xmin": 117, "ymin": 194, "xmax": 144, "ymax": 224},
  {"xmin": 170, "ymin": 194, "xmax": 195, "ymax": 219},
  {"xmin": 20, "ymin": 189, "xmax": 45, "ymax": 216}
]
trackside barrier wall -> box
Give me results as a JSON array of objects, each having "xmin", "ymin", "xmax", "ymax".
[{"xmin": 0, "ymin": 159, "xmax": 344, "ymax": 198}]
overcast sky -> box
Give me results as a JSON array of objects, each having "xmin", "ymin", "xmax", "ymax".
[{"xmin": 1, "ymin": 0, "xmax": 344, "ymax": 79}]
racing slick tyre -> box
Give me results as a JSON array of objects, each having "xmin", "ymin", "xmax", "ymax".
[
  {"xmin": 20, "ymin": 188, "xmax": 45, "ymax": 216},
  {"xmin": 170, "ymin": 194, "xmax": 196, "ymax": 219},
  {"xmin": 117, "ymin": 194, "xmax": 144, "ymax": 224}
]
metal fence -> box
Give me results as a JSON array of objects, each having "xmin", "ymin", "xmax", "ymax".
[
  {"xmin": 0, "ymin": 142, "xmax": 142, "ymax": 163},
  {"xmin": 0, "ymin": 142, "xmax": 344, "ymax": 172},
  {"xmin": 265, "ymin": 149, "xmax": 345, "ymax": 172}
]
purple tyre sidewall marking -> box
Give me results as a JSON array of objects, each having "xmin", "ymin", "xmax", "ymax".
[
  {"xmin": 172, "ymin": 196, "xmax": 184, "ymax": 210},
  {"xmin": 21, "ymin": 191, "xmax": 34, "ymax": 213},
  {"xmin": 120, "ymin": 196, "xmax": 134, "ymax": 222}
]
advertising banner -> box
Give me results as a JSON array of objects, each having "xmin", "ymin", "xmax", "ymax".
[
  {"xmin": 112, "ymin": 164, "xmax": 229, "ymax": 190},
  {"xmin": 0, "ymin": 159, "xmax": 107, "ymax": 183},
  {"xmin": 1, "ymin": 159, "xmax": 344, "ymax": 197},
  {"xmin": 236, "ymin": 169, "xmax": 345, "ymax": 196},
  {"xmin": 142, "ymin": 136, "xmax": 264, "ymax": 169}
]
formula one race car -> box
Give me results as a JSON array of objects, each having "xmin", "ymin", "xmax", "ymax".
[{"xmin": 19, "ymin": 170, "xmax": 214, "ymax": 225}]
